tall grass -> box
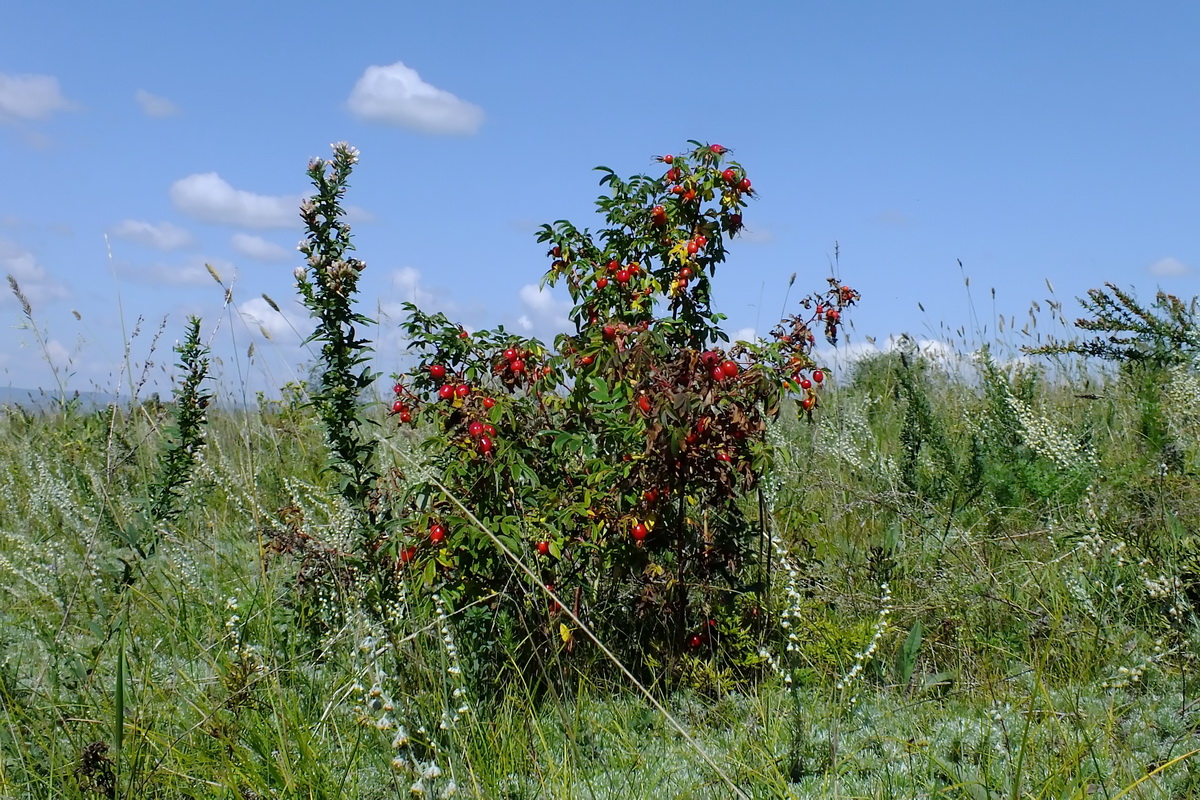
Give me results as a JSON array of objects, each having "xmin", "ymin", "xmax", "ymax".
[{"xmin": 1, "ymin": 311, "xmax": 1199, "ymax": 797}]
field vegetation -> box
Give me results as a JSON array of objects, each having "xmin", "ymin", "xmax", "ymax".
[{"xmin": 2, "ymin": 143, "xmax": 1200, "ymax": 799}]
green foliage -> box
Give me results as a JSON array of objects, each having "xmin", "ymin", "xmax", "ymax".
[
  {"xmin": 1025, "ymin": 283, "xmax": 1200, "ymax": 366},
  {"xmin": 146, "ymin": 315, "xmax": 211, "ymax": 535},
  {"xmin": 7, "ymin": 143, "xmax": 1200, "ymax": 798},
  {"xmin": 383, "ymin": 142, "xmax": 859, "ymax": 689},
  {"xmin": 293, "ymin": 143, "xmax": 381, "ymax": 525}
]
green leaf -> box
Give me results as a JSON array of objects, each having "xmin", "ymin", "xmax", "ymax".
[{"xmin": 896, "ymin": 619, "xmax": 923, "ymax": 688}]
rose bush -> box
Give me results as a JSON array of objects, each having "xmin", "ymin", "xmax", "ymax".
[{"xmin": 384, "ymin": 142, "xmax": 858, "ymax": 686}]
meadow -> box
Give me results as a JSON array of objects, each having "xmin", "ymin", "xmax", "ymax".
[{"xmin": 2, "ymin": 144, "xmax": 1200, "ymax": 798}]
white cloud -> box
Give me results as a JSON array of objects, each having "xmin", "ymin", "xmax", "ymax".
[
  {"xmin": 387, "ymin": 266, "xmax": 438, "ymax": 309},
  {"xmin": 517, "ymin": 283, "xmax": 570, "ymax": 336},
  {"xmin": 123, "ymin": 256, "xmax": 236, "ymax": 287},
  {"xmin": 237, "ymin": 296, "xmax": 311, "ymax": 343},
  {"xmin": 732, "ymin": 327, "xmax": 757, "ymax": 343},
  {"xmin": 135, "ymin": 89, "xmax": 180, "ymax": 118},
  {"xmin": 1147, "ymin": 257, "xmax": 1190, "ymax": 277},
  {"xmin": 0, "ymin": 238, "xmax": 67, "ymax": 306},
  {"xmin": 231, "ymin": 233, "xmax": 290, "ymax": 262},
  {"xmin": 347, "ymin": 61, "xmax": 484, "ymax": 135},
  {"xmin": 814, "ymin": 335, "xmax": 970, "ymax": 378},
  {"xmin": 170, "ymin": 173, "xmax": 301, "ymax": 228},
  {"xmin": 109, "ymin": 220, "xmax": 193, "ymax": 250},
  {"xmin": 44, "ymin": 339, "xmax": 70, "ymax": 370},
  {"xmin": 0, "ymin": 73, "xmax": 72, "ymax": 120}
]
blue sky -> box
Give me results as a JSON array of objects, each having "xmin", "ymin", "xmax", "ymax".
[{"xmin": 2, "ymin": 1, "xmax": 1197, "ymax": 396}]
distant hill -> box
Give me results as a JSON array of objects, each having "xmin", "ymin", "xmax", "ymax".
[{"xmin": 0, "ymin": 387, "xmax": 122, "ymax": 411}]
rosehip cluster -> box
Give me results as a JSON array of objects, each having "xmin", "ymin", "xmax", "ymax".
[
  {"xmin": 427, "ymin": 363, "xmax": 472, "ymax": 402},
  {"xmin": 390, "ymin": 382, "xmax": 415, "ymax": 424}
]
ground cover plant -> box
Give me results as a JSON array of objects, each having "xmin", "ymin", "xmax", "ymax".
[{"xmin": 1, "ymin": 143, "xmax": 1199, "ymax": 798}]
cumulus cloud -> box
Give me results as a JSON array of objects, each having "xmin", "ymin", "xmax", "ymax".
[
  {"xmin": 386, "ymin": 266, "xmax": 439, "ymax": 310},
  {"xmin": 170, "ymin": 173, "xmax": 301, "ymax": 228},
  {"xmin": 121, "ymin": 256, "xmax": 236, "ymax": 287},
  {"xmin": 732, "ymin": 327, "xmax": 757, "ymax": 343},
  {"xmin": 516, "ymin": 283, "xmax": 570, "ymax": 335},
  {"xmin": 231, "ymin": 233, "xmax": 290, "ymax": 262},
  {"xmin": 0, "ymin": 238, "xmax": 67, "ymax": 306},
  {"xmin": 135, "ymin": 89, "xmax": 180, "ymax": 117},
  {"xmin": 815, "ymin": 335, "xmax": 969, "ymax": 377},
  {"xmin": 1147, "ymin": 257, "xmax": 1190, "ymax": 277},
  {"xmin": 109, "ymin": 220, "xmax": 193, "ymax": 250},
  {"xmin": 347, "ymin": 61, "xmax": 484, "ymax": 135},
  {"xmin": 0, "ymin": 73, "xmax": 72, "ymax": 120},
  {"xmin": 237, "ymin": 295, "xmax": 311, "ymax": 343}
]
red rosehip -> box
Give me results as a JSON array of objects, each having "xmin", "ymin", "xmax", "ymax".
[
  {"xmin": 429, "ymin": 364, "xmax": 446, "ymax": 380},
  {"xmin": 399, "ymin": 410, "xmax": 412, "ymax": 423},
  {"xmin": 813, "ymin": 370, "xmax": 824, "ymax": 384},
  {"xmin": 710, "ymin": 144, "xmax": 725, "ymax": 154},
  {"xmin": 393, "ymin": 383, "xmax": 403, "ymax": 395},
  {"xmin": 801, "ymin": 396, "xmax": 816, "ymax": 411},
  {"xmin": 430, "ymin": 524, "xmax": 446, "ymax": 544},
  {"xmin": 638, "ymin": 395, "xmax": 652, "ymax": 414},
  {"xmin": 670, "ymin": 185, "xmax": 684, "ymax": 195},
  {"xmin": 631, "ymin": 523, "xmax": 648, "ymax": 542},
  {"xmin": 483, "ymin": 396, "xmax": 496, "ymax": 409},
  {"xmin": 644, "ymin": 488, "xmax": 658, "ymax": 503},
  {"xmin": 603, "ymin": 325, "xmax": 616, "ymax": 341},
  {"xmin": 483, "ymin": 423, "xmax": 496, "ymax": 436},
  {"xmin": 596, "ymin": 277, "xmax": 609, "ymax": 290},
  {"xmin": 537, "ymin": 540, "xmax": 550, "ymax": 556},
  {"xmin": 716, "ymin": 451, "xmax": 731, "ymax": 462},
  {"xmin": 739, "ymin": 177, "xmax": 752, "ymax": 192},
  {"xmin": 720, "ymin": 360, "xmax": 739, "ymax": 378},
  {"xmin": 608, "ymin": 259, "xmax": 620, "ymax": 273},
  {"xmin": 682, "ymin": 188, "xmax": 696, "ymax": 203},
  {"xmin": 680, "ymin": 267, "xmax": 693, "ymax": 280},
  {"xmin": 455, "ymin": 383, "xmax": 470, "ymax": 398},
  {"xmin": 511, "ymin": 359, "xmax": 526, "ymax": 374},
  {"xmin": 616, "ymin": 269, "xmax": 631, "ymax": 284},
  {"xmin": 663, "ymin": 154, "xmax": 674, "ymax": 164},
  {"xmin": 580, "ymin": 355, "xmax": 594, "ymax": 366},
  {"xmin": 826, "ymin": 309, "xmax": 840, "ymax": 323},
  {"xmin": 711, "ymin": 366, "xmax": 725, "ymax": 381},
  {"xmin": 468, "ymin": 421, "xmax": 484, "ymax": 437},
  {"xmin": 438, "ymin": 384, "xmax": 454, "ymax": 400},
  {"xmin": 722, "ymin": 168, "xmax": 736, "ymax": 184},
  {"xmin": 689, "ymin": 634, "xmax": 703, "ymax": 648},
  {"xmin": 503, "ymin": 347, "xmax": 518, "ymax": 362},
  {"xmin": 478, "ymin": 435, "xmax": 493, "ymax": 454},
  {"xmin": 392, "ymin": 400, "xmax": 405, "ymax": 414},
  {"xmin": 551, "ymin": 245, "xmax": 561, "ymax": 258},
  {"xmin": 398, "ymin": 546, "xmax": 417, "ymax": 566},
  {"xmin": 800, "ymin": 378, "xmax": 812, "ymax": 390},
  {"xmin": 687, "ymin": 240, "xmax": 700, "ymax": 255},
  {"xmin": 701, "ymin": 350, "xmax": 720, "ymax": 367}
]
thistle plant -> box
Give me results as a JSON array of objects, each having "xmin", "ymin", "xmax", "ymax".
[
  {"xmin": 145, "ymin": 315, "xmax": 212, "ymax": 541},
  {"xmin": 294, "ymin": 142, "xmax": 381, "ymax": 530},
  {"xmin": 1024, "ymin": 283, "xmax": 1200, "ymax": 366}
]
